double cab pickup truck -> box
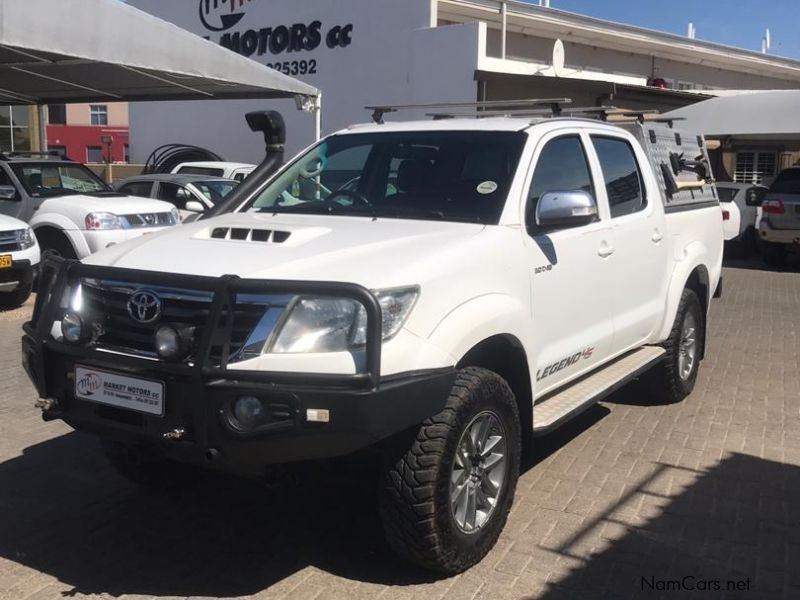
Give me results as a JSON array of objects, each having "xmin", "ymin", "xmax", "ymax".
[{"xmin": 23, "ymin": 104, "xmax": 723, "ymax": 573}]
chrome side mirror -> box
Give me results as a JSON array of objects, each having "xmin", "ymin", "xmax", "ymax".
[
  {"xmin": 536, "ymin": 190, "xmax": 598, "ymax": 229},
  {"xmin": 0, "ymin": 185, "xmax": 18, "ymax": 200}
]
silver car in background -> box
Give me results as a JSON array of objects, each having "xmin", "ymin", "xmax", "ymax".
[{"xmin": 759, "ymin": 167, "xmax": 800, "ymax": 266}]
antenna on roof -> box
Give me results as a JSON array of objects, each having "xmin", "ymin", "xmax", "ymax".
[
  {"xmin": 761, "ymin": 28, "xmax": 771, "ymax": 54},
  {"xmin": 687, "ymin": 22, "xmax": 696, "ymax": 39},
  {"xmin": 539, "ymin": 0, "xmax": 551, "ymax": 7}
]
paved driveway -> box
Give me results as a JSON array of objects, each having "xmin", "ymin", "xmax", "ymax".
[{"xmin": 0, "ymin": 264, "xmax": 798, "ymax": 600}]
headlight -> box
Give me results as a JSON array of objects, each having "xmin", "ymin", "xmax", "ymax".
[
  {"xmin": 15, "ymin": 228, "xmax": 36, "ymax": 250},
  {"xmin": 61, "ymin": 311, "xmax": 84, "ymax": 344},
  {"xmin": 170, "ymin": 207, "xmax": 181, "ymax": 224},
  {"xmin": 85, "ymin": 212, "xmax": 125, "ymax": 230},
  {"xmin": 269, "ymin": 287, "xmax": 419, "ymax": 354}
]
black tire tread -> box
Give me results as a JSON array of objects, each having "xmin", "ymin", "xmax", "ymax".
[{"xmin": 379, "ymin": 367, "xmax": 520, "ymax": 573}]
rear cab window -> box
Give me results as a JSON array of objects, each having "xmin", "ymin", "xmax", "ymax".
[{"xmin": 716, "ymin": 187, "xmax": 738, "ymax": 203}]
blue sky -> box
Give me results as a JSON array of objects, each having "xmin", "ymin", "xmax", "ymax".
[{"xmin": 534, "ymin": 1, "xmax": 797, "ymax": 59}]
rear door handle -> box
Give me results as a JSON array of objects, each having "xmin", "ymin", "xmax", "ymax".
[{"xmin": 597, "ymin": 241, "xmax": 615, "ymax": 258}]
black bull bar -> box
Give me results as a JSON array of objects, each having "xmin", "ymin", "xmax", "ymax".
[{"xmin": 22, "ymin": 256, "xmax": 384, "ymax": 396}]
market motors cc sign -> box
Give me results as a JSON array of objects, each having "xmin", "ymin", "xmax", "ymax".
[{"xmin": 199, "ymin": 0, "xmax": 354, "ymax": 60}]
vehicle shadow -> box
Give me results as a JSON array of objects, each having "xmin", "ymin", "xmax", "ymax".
[
  {"xmin": 0, "ymin": 431, "xmax": 441, "ymax": 598},
  {"xmin": 521, "ymin": 452, "xmax": 799, "ymax": 599}
]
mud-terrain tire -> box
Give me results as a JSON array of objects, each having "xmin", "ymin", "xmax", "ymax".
[
  {"xmin": 379, "ymin": 367, "xmax": 521, "ymax": 573},
  {"xmin": 649, "ymin": 289, "xmax": 703, "ymax": 404},
  {"xmin": 101, "ymin": 440, "xmax": 205, "ymax": 490}
]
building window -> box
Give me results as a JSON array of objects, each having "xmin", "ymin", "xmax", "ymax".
[
  {"xmin": 48, "ymin": 104, "xmax": 67, "ymax": 125},
  {"xmin": 0, "ymin": 106, "xmax": 31, "ymax": 154},
  {"xmin": 734, "ymin": 151, "xmax": 777, "ymax": 185},
  {"xmin": 86, "ymin": 146, "xmax": 104, "ymax": 163},
  {"xmin": 676, "ymin": 81, "xmax": 695, "ymax": 91},
  {"xmin": 49, "ymin": 145, "xmax": 67, "ymax": 159},
  {"xmin": 90, "ymin": 105, "xmax": 108, "ymax": 126}
]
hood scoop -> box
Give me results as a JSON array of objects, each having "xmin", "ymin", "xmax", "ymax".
[{"xmin": 208, "ymin": 227, "xmax": 291, "ymax": 243}]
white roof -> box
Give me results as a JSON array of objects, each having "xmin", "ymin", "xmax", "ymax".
[
  {"xmin": 441, "ymin": 0, "xmax": 800, "ymax": 82},
  {"xmin": 0, "ymin": 0, "xmax": 318, "ymax": 105},
  {"xmin": 663, "ymin": 90, "xmax": 800, "ymax": 138}
]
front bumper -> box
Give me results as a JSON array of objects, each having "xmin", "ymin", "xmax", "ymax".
[
  {"xmin": 758, "ymin": 222, "xmax": 800, "ymax": 246},
  {"xmin": 0, "ymin": 258, "xmax": 35, "ymax": 293},
  {"xmin": 22, "ymin": 257, "xmax": 455, "ymax": 474}
]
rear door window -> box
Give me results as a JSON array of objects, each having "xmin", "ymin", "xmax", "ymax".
[
  {"xmin": 591, "ymin": 136, "xmax": 646, "ymax": 217},
  {"xmin": 118, "ymin": 181, "xmax": 154, "ymax": 197}
]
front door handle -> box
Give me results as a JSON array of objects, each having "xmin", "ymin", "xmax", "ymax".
[
  {"xmin": 652, "ymin": 228, "xmax": 663, "ymax": 243},
  {"xmin": 597, "ymin": 241, "xmax": 615, "ymax": 258}
]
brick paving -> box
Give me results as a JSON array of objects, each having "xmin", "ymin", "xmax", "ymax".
[{"xmin": 0, "ymin": 262, "xmax": 798, "ymax": 600}]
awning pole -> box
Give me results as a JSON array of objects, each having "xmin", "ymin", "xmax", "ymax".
[
  {"xmin": 314, "ymin": 93, "xmax": 322, "ymax": 141},
  {"xmin": 37, "ymin": 105, "xmax": 47, "ymax": 152},
  {"xmin": 500, "ymin": 2, "xmax": 508, "ymax": 60}
]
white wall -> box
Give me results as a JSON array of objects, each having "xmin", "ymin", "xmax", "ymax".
[{"xmin": 128, "ymin": 0, "xmax": 480, "ymax": 163}]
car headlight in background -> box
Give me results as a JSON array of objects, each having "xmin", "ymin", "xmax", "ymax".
[
  {"xmin": 269, "ymin": 286, "xmax": 419, "ymax": 354},
  {"xmin": 15, "ymin": 228, "xmax": 36, "ymax": 250},
  {"xmin": 85, "ymin": 212, "xmax": 125, "ymax": 230},
  {"xmin": 169, "ymin": 207, "xmax": 181, "ymax": 224}
]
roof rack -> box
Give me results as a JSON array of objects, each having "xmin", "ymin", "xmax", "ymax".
[
  {"xmin": 0, "ymin": 150, "xmax": 71, "ymax": 161},
  {"xmin": 366, "ymin": 98, "xmax": 572, "ymax": 124},
  {"xmin": 366, "ymin": 100, "xmax": 685, "ymax": 125}
]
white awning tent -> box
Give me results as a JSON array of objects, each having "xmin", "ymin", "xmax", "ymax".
[
  {"xmin": 663, "ymin": 90, "xmax": 800, "ymax": 140},
  {"xmin": 0, "ymin": 0, "xmax": 321, "ymax": 137}
]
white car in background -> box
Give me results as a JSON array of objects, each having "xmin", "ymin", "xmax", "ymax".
[
  {"xmin": 716, "ymin": 181, "xmax": 767, "ymax": 245},
  {"xmin": 170, "ymin": 161, "xmax": 256, "ymax": 182},
  {"xmin": 0, "ymin": 155, "xmax": 181, "ymax": 260},
  {"xmin": 0, "ymin": 213, "xmax": 39, "ymax": 308}
]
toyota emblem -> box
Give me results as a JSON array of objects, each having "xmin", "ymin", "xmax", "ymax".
[{"xmin": 127, "ymin": 290, "xmax": 162, "ymax": 324}]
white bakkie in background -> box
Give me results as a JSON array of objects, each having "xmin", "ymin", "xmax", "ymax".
[
  {"xmin": 0, "ymin": 213, "xmax": 39, "ymax": 308},
  {"xmin": 0, "ymin": 155, "xmax": 181, "ymax": 260},
  {"xmin": 24, "ymin": 105, "xmax": 723, "ymax": 575}
]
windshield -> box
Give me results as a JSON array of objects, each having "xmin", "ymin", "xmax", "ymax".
[
  {"xmin": 9, "ymin": 162, "xmax": 110, "ymax": 197},
  {"xmin": 716, "ymin": 187, "xmax": 738, "ymax": 202},
  {"xmin": 769, "ymin": 169, "xmax": 800, "ymax": 194},
  {"xmin": 241, "ymin": 130, "xmax": 528, "ymax": 224},
  {"xmin": 192, "ymin": 180, "xmax": 238, "ymax": 205}
]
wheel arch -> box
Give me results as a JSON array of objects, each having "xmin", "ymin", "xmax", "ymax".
[
  {"xmin": 456, "ymin": 334, "xmax": 533, "ymax": 448},
  {"xmin": 31, "ymin": 223, "xmax": 85, "ymax": 258},
  {"xmin": 660, "ymin": 259, "xmax": 710, "ymax": 360}
]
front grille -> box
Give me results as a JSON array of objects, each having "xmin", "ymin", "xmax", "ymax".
[
  {"xmin": 0, "ymin": 231, "xmax": 21, "ymax": 253},
  {"xmin": 121, "ymin": 212, "xmax": 175, "ymax": 228},
  {"xmin": 80, "ymin": 280, "xmax": 289, "ymax": 365}
]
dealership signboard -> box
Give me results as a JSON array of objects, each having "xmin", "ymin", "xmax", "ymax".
[{"xmin": 128, "ymin": 0, "xmax": 481, "ymax": 162}]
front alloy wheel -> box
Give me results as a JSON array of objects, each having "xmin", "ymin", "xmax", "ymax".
[{"xmin": 450, "ymin": 411, "xmax": 507, "ymax": 534}]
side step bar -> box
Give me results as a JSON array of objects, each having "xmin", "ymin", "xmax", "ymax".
[{"xmin": 532, "ymin": 346, "xmax": 666, "ymax": 436}]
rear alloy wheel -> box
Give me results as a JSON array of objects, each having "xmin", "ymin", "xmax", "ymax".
[
  {"xmin": 648, "ymin": 288, "xmax": 703, "ymax": 404},
  {"xmin": 379, "ymin": 367, "xmax": 521, "ymax": 573}
]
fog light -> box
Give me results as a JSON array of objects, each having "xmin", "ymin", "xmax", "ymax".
[
  {"xmin": 61, "ymin": 311, "xmax": 84, "ymax": 343},
  {"xmin": 233, "ymin": 396, "xmax": 269, "ymax": 430},
  {"xmin": 154, "ymin": 325, "xmax": 192, "ymax": 361}
]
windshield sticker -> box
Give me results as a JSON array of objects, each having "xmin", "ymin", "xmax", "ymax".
[{"xmin": 476, "ymin": 181, "xmax": 498, "ymax": 195}]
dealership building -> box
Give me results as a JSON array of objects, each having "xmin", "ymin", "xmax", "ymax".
[{"xmin": 128, "ymin": 0, "xmax": 800, "ymax": 179}]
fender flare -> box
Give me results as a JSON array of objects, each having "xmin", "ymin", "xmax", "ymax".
[
  {"xmin": 427, "ymin": 294, "xmax": 533, "ymax": 368},
  {"xmin": 657, "ymin": 241, "xmax": 711, "ymax": 341},
  {"xmin": 30, "ymin": 213, "xmax": 90, "ymax": 258}
]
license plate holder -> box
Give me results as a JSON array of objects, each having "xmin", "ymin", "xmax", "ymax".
[{"xmin": 74, "ymin": 365, "xmax": 165, "ymax": 416}]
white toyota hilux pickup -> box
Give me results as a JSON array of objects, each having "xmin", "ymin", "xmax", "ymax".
[{"xmin": 23, "ymin": 105, "xmax": 723, "ymax": 573}]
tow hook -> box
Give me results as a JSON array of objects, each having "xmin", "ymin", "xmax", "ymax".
[
  {"xmin": 163, "ymin": 428, "xmax": 186, "ymax": 441},
  {"xmin": 34, "ymin": 398, "xmax": 58, "ymax": 411}
]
